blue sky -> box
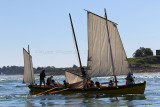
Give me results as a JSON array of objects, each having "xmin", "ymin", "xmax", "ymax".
[{"xmin": 0, "ymin": 0, "xmax": 160, "ymax": 68}]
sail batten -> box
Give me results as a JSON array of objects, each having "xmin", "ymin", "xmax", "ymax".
[
  {"xmin": 87, "ymin": 12, "xmax": 130, "ymax": 77},
  {"xmin": 23, "ymin": 49, "xmax": 35, "ymax": 84}
]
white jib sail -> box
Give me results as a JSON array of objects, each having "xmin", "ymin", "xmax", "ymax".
[
  {"xmin": 65, "ymin": 71, "xmax": 85, "ymax": 88},
  {"xmin": 65, "ymin": 71, "xmax": 83, "ymax": 84},
  {"xmin": 23, "ymin": 49, "xmax": 35, "ymax": 84},
  {"xmin": 87, "ymin": 12, "xmax": 130, "ymax": 77}
]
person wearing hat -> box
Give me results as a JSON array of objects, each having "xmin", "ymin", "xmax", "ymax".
[{"xmin": 126, "ymin": 72, "xmax": 134, "ymax": 85}]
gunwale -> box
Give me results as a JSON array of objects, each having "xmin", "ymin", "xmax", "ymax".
[{"xmin": 29, "ymin": 81, "xmax": 146, "ymax": 95}]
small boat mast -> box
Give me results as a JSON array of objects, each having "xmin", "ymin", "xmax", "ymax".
[{"xmin": 69, "ymin": 13, "xmax": 83, "ymax": 75}]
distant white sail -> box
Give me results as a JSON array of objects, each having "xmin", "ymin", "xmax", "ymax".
[
  {"xmin": 87, "ymin": 12, "xmax": 130, "ymax": 77},
  {"xmin": 23, "ymin": 49, "xmax": 35, "ymax": 84}
]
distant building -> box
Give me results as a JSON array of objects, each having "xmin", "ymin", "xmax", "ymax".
[{"xmin": 156, "ymin": 50, "xmax": 160, "ymax": 55}]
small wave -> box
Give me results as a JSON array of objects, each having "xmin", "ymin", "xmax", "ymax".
[
  {"xmin": 0, "ymin": 79, "xmax": 7, "ymax": 81},
  {"xmin": 0, "ymin": 94, "xmax": 29, "ymax": 100}
]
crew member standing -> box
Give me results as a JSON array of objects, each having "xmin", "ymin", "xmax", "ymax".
[{"xmin": 40, "ymin": 69, "xmax": 46, "ymax": 87}]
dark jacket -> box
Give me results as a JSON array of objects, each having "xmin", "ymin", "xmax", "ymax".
[{"xmin": 40, "ymin": 72, "xmax": 45, "ymax": 80}]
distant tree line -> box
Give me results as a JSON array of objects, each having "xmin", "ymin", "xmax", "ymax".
[
  {"xmin": 0, "ymin": 47, "xmax": 157, "ymax": 75},
  {"xmin": 0, "ymin": 66, "xmax": 24, "ymax": 75},
  {"xmin": 0, "ymin": 65, "xmax": 81, "ymax": 75},
  {"xmin": 35, "ymin": 65, "xmax": 81, "ymax": 75}
]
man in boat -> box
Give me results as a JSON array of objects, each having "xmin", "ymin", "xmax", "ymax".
[
  {"xmin": 90, "ymin": 80, "xmax": 94, "ymax": 88},
  {"xmin": 40, "ymin": 69, "xmax": 46, "ymax": 87},
  {"xmin": 85, "ymin": 78, "xmax": 94, "ymax": 88},
  {"xmin": 101, "ymin": 79, "xmax": 114, "ymax": 87},
  {"xmin": 46, "ymin": 75, "xmax": 53, "ymax": 87},
  {"xmin": 50, "ymin": 80, "xmax": 58, "ymax": 87},
  {"xmin": 81, "ymin": 67, "xmax": 86, "ymax": 77},
  {"xmin": 126, "ymin": 72, "xmax": 134, "ymax": 85},
  {"xmin": 63, "ymin": 80, "xmax": 70, "ymax": 88},
  {"xmin": 108, "ymin": 80, "xmax": 113, "ymax": 87},
  {"xmin": 95, "ymin": 81, "xmax": 101, "ymax": 88}
]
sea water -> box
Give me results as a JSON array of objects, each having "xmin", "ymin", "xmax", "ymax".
[{"xmin": 0, "ymin": 73, "xmax": 160, "ymax": 107}]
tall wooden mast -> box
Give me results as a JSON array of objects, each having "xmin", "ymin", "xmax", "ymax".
[
  {"xmin": 69, "ymin": 13, "xmax": 83, "ymax": 71},
  {"xmin": 104, "ymin": 9, "xmax": 117, "ymax": 86}
]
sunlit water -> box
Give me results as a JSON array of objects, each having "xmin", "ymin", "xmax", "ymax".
[{"xmin": 0, "ymin": 73, "xmax": 160, "ymax": 107}]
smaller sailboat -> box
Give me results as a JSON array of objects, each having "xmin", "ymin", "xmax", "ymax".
[{"xmin": 23, "ymin": 45, "xmax": 35, "ymax": 85}]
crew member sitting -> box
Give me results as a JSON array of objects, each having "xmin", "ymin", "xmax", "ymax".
[
  {"xmin": 63, "ymin": 80, "xmax": 70, "ymax": 88},
  {"xmin": 95, "ymin": 81, "xmax": 101, "ymax": 88},
  {"xmin": 108, "ymin": 80, "xmax": 113, "ymax": 87},
  {"xmin": 50, "ymin": 80, "xmax": 58, "ymax": 87},
  {"xmin": 90, "ymin": 80, "xmax": 94, "ymax": 88},
  {"xmin": 86, "ymin": 78, "xmax": 95, "ymax": 88},
  {"xmin": 46, "ymin": 75, "xmax": 53, "ymax": 87},
  {"xmin": 101, "ymin": 79, "xmax": 114, "ymax": 87},
  {"xmin": 126, "ymin": 72, "xmax": 134, "ymax": 85}
]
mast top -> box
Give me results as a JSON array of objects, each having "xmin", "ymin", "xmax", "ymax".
[{"xmin": 28, "ymin": 45, "xmax": 30, "ymax": 53}]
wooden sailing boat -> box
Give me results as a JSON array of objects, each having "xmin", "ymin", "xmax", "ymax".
[{"xmin": 28, "ymin": 9, "xmax": 146, "ymax": 95}]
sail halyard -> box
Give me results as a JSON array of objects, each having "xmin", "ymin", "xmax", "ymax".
[{"xmin": 87, "ymin": 11, "xmax": 130, "ymax": 77}]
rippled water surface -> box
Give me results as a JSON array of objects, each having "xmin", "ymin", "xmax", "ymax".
[{"xmin": 0, "ymin": 73, "xmax": 160, "ymax": 107}]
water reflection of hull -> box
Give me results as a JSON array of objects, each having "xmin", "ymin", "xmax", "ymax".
[{"xmin": 29, "ymin": 81, "xmax": 146, "ymax": 95}]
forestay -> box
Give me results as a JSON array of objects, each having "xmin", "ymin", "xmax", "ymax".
[
  {"xmin": 87, "ymin": 12, "xmax": 130, "ymax": 77},
  {"xmin": 23, "ymin": 49, "xmax": 35, "ymax": 84}
]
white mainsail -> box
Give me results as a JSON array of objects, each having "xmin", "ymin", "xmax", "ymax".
[
  {"xmin": 87, "ymin": 12, "xmax": 130, "ymax": 77},
  {"xmin": 23, "ymin": 49, "xmax": 35, "ymax": 84}
]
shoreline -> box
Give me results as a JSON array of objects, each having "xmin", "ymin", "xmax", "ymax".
[
  {"xmin": 131, "ymin": 65, "xmax": 160, "ymax": 73},
  {"xmin": 1, "ymin": 65, "xmax": 160, "ymax": 76}
]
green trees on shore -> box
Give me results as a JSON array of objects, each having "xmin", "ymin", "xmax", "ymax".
[
  {"xmin": 129, "ymin": 47, "xmax": 160, "ymax": 66},
  {"xmin": 133, "ymin": 47, "xmax": 153, "ymax": 58}
]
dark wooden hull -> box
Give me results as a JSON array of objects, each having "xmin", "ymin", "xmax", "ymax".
[{"xmin": 29, "ymin": 81, "xmax": 146, "ymax": 95}]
